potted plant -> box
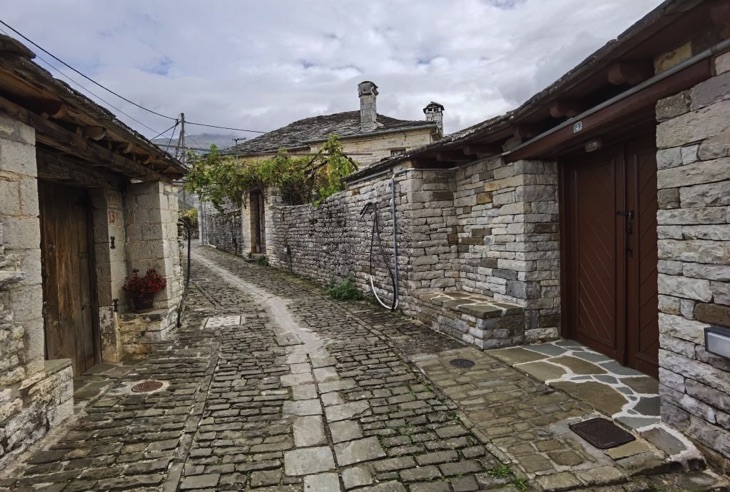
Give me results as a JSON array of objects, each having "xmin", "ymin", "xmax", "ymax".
[{"xmin": 122, "ymin": 268, "xmax": 167, "ymax": 313}]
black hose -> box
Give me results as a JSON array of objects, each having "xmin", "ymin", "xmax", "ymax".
[
  {"xmin": 176, "ymin": 218, "xmax": 192, "ymax": 327},
  {"xmin": 361, "ymin": 201, "xmax": 398, "ymax": 310}
]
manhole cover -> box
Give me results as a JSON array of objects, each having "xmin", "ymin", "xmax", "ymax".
[
  {"xmin": 570, "ymin": 417, "xmax": 635, "ymax": 449},
  {"xmin": 450, "ymin": 358, "xmax": 475, "ymax": 369},
  {"xmin": 131, "ymin": 380, "xmax": 164, "ymax": 393}
]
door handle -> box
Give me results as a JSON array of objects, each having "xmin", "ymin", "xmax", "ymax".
[{"xmin": 617, "ymin": 210, "xmax": 634, "ymax": 257}]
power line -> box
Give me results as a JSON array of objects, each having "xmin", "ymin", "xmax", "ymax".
[
  {"xmin": 0, "ymin": 24, "xmax": 164, "ymax": 135},
  {"xmin": 0, "ymin": 20, "xmax": 269, "ymax": 136},
  {"xmin": 151, "ymin": 121, "xmax": 180, "ymax": 141},
  {"xmin": 0, "ymin": 19, "xmax": 178, "ymax": 122},
  {"xmin": 185, "ymin": 121, "xmax": 266, "ymax": 133}
]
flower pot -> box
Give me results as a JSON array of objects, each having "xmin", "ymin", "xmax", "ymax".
[{"xmin": 132, "ymin": 294, "xmax": 155, "ymax": 313}]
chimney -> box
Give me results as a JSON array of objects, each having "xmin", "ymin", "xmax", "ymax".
[
  {"xmin": 423, "ymin": 101, "xmax": 445, "ymax": 137},
  {"xmin": 358, "ymin": 81, "xmax": 378, "ymax": 132}
]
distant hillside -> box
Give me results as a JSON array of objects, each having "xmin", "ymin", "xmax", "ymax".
[{"xmin": 152, "ymin": 132, "xmax": 246, "ymax": 153}]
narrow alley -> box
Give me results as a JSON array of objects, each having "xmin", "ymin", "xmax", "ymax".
[{"xmin": 1, "ymin": 247, "xmax": 726, "ymax": 492}]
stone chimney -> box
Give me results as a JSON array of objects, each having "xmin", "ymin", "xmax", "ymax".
[
  {"xmin": 358, "ymin": 81, "xmax": 378, "ymax": 132},
  {"xmin": 423, "ymin": 101, "xmax": 445, "ymax": 137}
]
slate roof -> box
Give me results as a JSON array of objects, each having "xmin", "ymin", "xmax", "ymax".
[{"xmin": 229, "ymin": 111, "xmax": 435, "ymax": 154}]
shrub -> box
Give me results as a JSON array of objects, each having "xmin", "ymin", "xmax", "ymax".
[
  {"xmin": 256, "ymin": 255, "xmax": 270, "ymax": 267},
  {"xmin": 327, "ymin": 276, "xmax": 364, "ymax": 301}
]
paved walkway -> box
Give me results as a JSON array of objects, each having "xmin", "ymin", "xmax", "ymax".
[{"xmin": 1, "ymin": 246, "xmax": 727, "ymax": 491}]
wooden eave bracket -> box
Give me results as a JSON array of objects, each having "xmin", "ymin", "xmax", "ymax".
[
  {"xmin": 436, "ymin": 150, "xmax": 472, "ymax": 163},
  {"xmin": 462, "ymin": 144, "xmax": 500, "ymax": 157},
  {"xmin": 607, "ymin": 62, "xmax": 654, "ymax": 85},
  {"xmin": 549, "ymin": 100, "xmax": 586, "ymax": 118},
  {"xmin": 711, "ymin": 1, "xmax": 730, "ymax": 25}
]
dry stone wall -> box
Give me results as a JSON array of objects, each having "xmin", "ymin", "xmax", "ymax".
[
  {"xmin": 0, "ymin": 114, "xmax": 73, "ymax": 470},
  {"xmin": 654, "ymin": 51, "xmax": 730, "ymax": 471},
  {"xmin": 199, "ymin": 201, "xmax": 243, "ymax": 255},
  {"xmin": 452, "ymin": 157, "xmax": 561, "ymax": 341}
]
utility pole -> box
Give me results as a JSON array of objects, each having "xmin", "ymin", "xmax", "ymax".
[
  {"xmin": 175, "ymin": 112, "xmax": 186, "ymax": 165},
  {"xmin": 176, "ymin": 113, "xmax": 188, "ymax": 208}
]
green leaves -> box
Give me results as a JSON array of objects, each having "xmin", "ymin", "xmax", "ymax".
[{"xmin": 184, "ymin": 135, "xmax": 356, "ymax": 210}]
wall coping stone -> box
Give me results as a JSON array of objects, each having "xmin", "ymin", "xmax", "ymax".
[
  {"xmin": 44, "ymin": 358, "xmax": 72, "ymax": 375},
  {"xmin": 418, "ymin": 291, "xmax": 524, "ymax": 319}
]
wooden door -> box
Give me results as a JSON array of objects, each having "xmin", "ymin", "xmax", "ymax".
[
  {"xmin": 39, "ymin": 181, "xmax": 98, "ymax": 375},
  {"xmin": 562, "ymin": 136, "xmax": 659, "ymax": 377},
  {"xmin": 250, "ymin": 190, "xmax": 265, "ymax": 254},
  {"xmin": 625, "ymin": 139, "xmax": 660, "ymax": 377}
]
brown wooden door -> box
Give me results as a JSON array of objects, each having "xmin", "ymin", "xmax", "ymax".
[
  {"xmin": 250, "ymin": 190, "xmax": 265, "ymax": 254},
  {"xmin": 562, "ymin": 136, "xmax": 659, "ymax": 377},
  {"xmin": 39, "ymin": 181, "xmax": 98, "ymax": 375}
]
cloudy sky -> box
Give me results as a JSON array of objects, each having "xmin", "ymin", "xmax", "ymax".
[{"xmin": 2, "ymin": 0, "xmax": 663, "ymax": 145}]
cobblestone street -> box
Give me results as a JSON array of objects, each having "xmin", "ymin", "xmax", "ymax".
[{"xmin": 1, "ymin": 247, "xmax": 727, "ymax": 491}]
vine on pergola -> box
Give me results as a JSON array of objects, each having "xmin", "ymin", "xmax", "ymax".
[{"xmin": 184, "ymin": 135, "xmax": 357, "ymax": 211}]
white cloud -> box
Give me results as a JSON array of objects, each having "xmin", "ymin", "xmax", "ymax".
[{"xmin": 2, "ymin": 0, "xmax": 663, "ymax": 140}]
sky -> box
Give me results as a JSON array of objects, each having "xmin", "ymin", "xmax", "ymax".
[{"xmin": 2, "ymin": 0, "xmax": 663, "ymax": 146}]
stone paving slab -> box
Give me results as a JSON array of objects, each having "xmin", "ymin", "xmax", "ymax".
[{"xmin": 2, "ymin": 246, "xmax": 727, "ymax": 492}]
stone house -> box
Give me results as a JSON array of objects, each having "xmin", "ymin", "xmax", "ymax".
[
  {"xmin": 199, "ymin": 81, "xmax": 444, "ymax": 255},
  {"xmin": 258, "ymin": 0, "xmax": 730, "ymax": 471},
  {"xmin": 0, "ymin": 35, "xmax": 186, "ymax": 468}
]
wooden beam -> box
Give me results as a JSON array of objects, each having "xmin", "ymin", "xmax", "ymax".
[
  {"xmin": 412, "ymin": 158, "xmax": 451, "ymax": 169},
  {"xmin": 436, "ymin": 151, "xmax": 472, "ymax": 163},
  {"xmin": 463, "ymin": 144, "xmax": 499, "ymax": 157},
  {"xmin": 711, "ymin": 1, "xmax": 730, "ymax": 25},
  {"xmin": 0, "ymin": 94, "xmax": 168, "ymax": 181},
  {"xmin": 39, "ymin": 101, "xmax": 68, "ymax": 120},
  {"xmin": 36, "ymin": 147, "xmax": 126, "ymax": 191},
  {"xmin": 607, "ymin": 62, "xmax": 654, "ymax": 85},
  {"xmin": 549, "ymin": 100, "xmax": 585, "ymax": 118},
  {"xmin": 513, "ymin": 124, "xmax": 541, "ymax": 140},
  {"xmin": 83, "ymin": 126, "xmax": 107, "ymax": 141},
  {"xmin": 117, "ymin": 142, "xmax": 135, "ymax": 154},
  {"xmin": 505, "ymin": 60, "xmax": 711, "ymax": 162}
]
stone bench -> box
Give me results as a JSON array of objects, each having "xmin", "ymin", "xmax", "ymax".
[{"xmin": 413, "ymin": 291, "xmax": 525, "ymax": 349}]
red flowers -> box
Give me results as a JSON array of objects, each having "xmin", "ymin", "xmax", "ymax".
[{"xmin": 122, "ymin": 268, "xmax": 167, "ymax": 297}]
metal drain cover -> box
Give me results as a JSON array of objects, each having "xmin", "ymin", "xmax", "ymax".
[
  {"xmin": 570, "ymin": 417, "xmax": 635, "ymax": 449},
  {"xmin": 131, "ymin": 380, "xmax": 164, "ymax": 393},
  {"xmin": 449, "ymin": 358, "xmax": 475, "ymax": 369}
]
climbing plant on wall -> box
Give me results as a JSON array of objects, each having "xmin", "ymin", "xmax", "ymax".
[{"xmin": 184, "ymin": 135, "xmax": 357, "ymax": 211}]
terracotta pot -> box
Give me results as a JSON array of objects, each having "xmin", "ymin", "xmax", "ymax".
[{"xmin": 132, "ymin": 294, "xmax": 154, "ymax": 313}]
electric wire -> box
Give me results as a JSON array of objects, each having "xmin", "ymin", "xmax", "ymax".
[
  {"xmin": 0, "ymin": 20, "xmax": 269, "ymax": 136},
  {"xmin": 151, "ymin": 121, "xmax": 181, "ymax": 141},
  {"xmin": 184, "ymin": 121, "xmax": 266, "ymax": 134},
  {"xmin": 0, "ymin": 26, "xmax": 167, "ymax": 135},
  {"xmin": 0, "ymin": 19, "xmax": 177, "ymax": 121}
]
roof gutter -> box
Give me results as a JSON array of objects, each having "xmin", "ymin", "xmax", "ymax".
[{"xmin": 503, "ymin": 38, "xmax": 730, "ymax": 160}]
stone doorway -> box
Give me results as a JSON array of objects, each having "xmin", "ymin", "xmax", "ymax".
[{"xmin": 560, "ymin": 135, "xmax": 659, "ymax": 378}]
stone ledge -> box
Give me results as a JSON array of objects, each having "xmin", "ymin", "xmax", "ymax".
[
  {"xmin": 120, "ymin": 309, "xmax": 167, "ymax": 322},
  {"xmin": 413, "ymin": 290, "xmax": 525, "ymax": 350},
  {"xmin": 44, "ymin": 358, "xmax": 72, "ymax": 375},
  {"xmin": 419, "ymin": 291, "xmax": 523, "ymax": 319}
]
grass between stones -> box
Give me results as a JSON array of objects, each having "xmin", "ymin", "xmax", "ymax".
[{"xmin": 487, "ymin": 464, "xmax": 529, "ymax": 491}]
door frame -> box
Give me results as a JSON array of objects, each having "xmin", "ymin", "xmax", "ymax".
[
  {"xmin": 558, "ymin": 132, "xmax": 658, "ymax": 374},
  {"xmin": 39, "ymin": 180, "xmax": 101, "ymax": 372}
]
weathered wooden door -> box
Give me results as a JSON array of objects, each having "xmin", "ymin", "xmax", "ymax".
[
  {"xmin": 39, "ymin": 181, "xmax": 98, "ymax": 375},
  {"xmin": 562, "ymin": 136, "xmax": 659, "ymax": 377},
  {"xmin": 250, "ymin": 190, "xmax": 266, "ymax": 254}
]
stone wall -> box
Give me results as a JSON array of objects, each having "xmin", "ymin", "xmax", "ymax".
[
  {"xmin": 0, "ymin": 114, "xmax": 73, "ymax": 470},
  {"xmin": 451, "ymin": 157, "xmax": 561, "ymax": 341},
  {"xmin": 123, "ymin": 182, "xmax": 183, "ymax": 350},
  {"xmin": 654, "ymin": 50, "xmax": 730, "ymax": 471},
  {"xmin": 199, "ymin": 201, "xmax": 243, "ymax": 255},
  {"xmin": 90, "ymin": 189, "xmax": 127, "ymax": 363},
  {"xmin": 268, "ymin": 171, "xmax": 413, "ymax": 309},
  {"xmin": 330, "ymin": 127, "xmax": 435, "ymax": 168}
]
